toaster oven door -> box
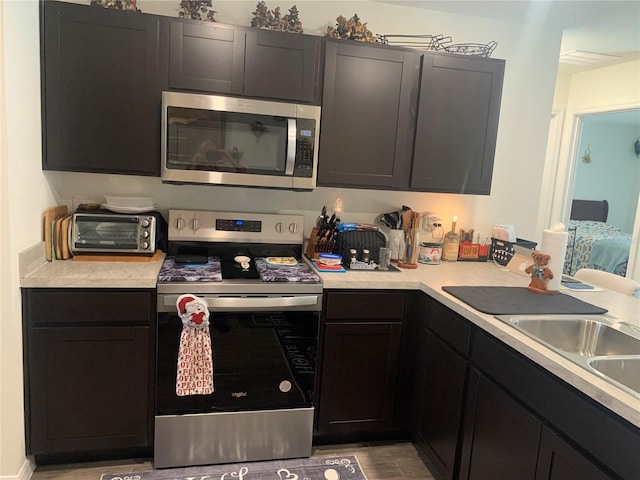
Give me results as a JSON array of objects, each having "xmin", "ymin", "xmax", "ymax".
[{"xmin": 71, "ymin": 215, "xmax": 152, "ymax": 254}]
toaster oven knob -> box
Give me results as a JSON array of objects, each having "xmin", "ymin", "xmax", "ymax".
[
  {"xmin": 141, "ymin": 230, "xmax": 150, "ymax": 238},
  {"xmin": 175, "ymin": 218, "xmax": 185, "ymax": 230},
  {"xmin": 192, "ymin": 218, "xmax": 201, "ymax": 231},
  {"xmin": 275, "ymin": 222, "xmax": 285, "ymax": 233},
  {"xmin": 141, "ymin": 241, "xmax": 150, "ymax": 250},
  {"xmin": 288, "ymin": 222, "xmax": 299, "ymax": 234},
  {"xmin": 141, "ymin": 219, "xmax": 150, "ymax": 228}
]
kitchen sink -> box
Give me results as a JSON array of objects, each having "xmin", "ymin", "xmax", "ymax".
[
  {"xmin": 495, "ymin": 314, "xmax": 640, "ymax": 398},
  {"xmin": 588, "ymin": 357, "xmax": 640, "ymax": 396},
  {"xmin": 509, "ymin": 317, "xmax": 640, "ymax": 356}
]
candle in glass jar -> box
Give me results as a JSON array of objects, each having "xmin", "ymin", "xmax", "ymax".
[{"xmin": 442, "ymin": 215, "xmax": 460, "ymax": 261}]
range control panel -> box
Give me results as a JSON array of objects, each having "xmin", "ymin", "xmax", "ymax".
[{"xmin": 168, "ymin": 210, "xmax": 304, "ymax": 244}]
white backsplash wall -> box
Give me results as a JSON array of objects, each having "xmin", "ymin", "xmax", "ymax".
[{"xmin": 50, "ymin": 0, "xmax": 564, "ymax": 244}]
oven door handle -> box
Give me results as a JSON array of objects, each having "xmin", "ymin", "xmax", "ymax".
[{"xmin": 160, "ymin": 295, "xmax": 320, "ymax": 311}]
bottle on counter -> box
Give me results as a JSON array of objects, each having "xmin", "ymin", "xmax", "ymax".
[
  {"xmin": 441, "ymin": 216, "xmax": 460, "ymax": 262},
  {"xmin": 362, "ymin": 249, "xmax": 370, "ymax": 263}
]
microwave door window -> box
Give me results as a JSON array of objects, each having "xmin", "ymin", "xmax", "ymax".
[
  {"xmin": 76, "ymin": 221, "xmax": 138, "ymax": 249},
  {"xmin": 167, "ymin": 108, "xmax": 288, "ymax": 176}
]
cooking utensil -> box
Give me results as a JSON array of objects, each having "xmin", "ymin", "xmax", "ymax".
[{"xmin": 234, "ymin": 255, "xmax": 251, "ymax": 270}]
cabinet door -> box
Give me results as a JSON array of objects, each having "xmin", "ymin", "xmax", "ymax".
[
  {"xmin": 317, "ymin": 322, "xmax": 402, "ymax": 434},
  {"xmin": 244, "ymin": 29, "xmax": 321, "ymax": 104},
  {"xmin": 536, "ymin": 427, "xmax": 613, "ymax": 480},
  {"xmin": 28, "ymin": 326, "xmax": 151, "ymax": 455},
  {"xmin": 317, "ymin": 40, "xmax": 420, "ymax": 189},
  {"xmin": 459, "ymin": 370, "xmax": 542, "ymax": 480},
  {"xmin": 411, "ymin": 53, "xmax": 504, "ymax": 194},
  {"xmin": 169, "ymin": 20, "xmax": 244, "ymax": 94},
  {"xmin": 413, "ymin": 329, "xmax": 467, "ymax": 480},
  {"xmin": 41, "ymin": 1, "xmax": 160, "ymax": 176}
]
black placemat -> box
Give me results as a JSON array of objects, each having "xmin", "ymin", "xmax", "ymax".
[{"xmin": 442, "ymin": 286, "xmax": 608, "ymax": 315}]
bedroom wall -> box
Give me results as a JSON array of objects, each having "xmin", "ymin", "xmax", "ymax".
[
  {"xmin": 574, "ymin": 120, "xmax": 640, "ymax": 233},
  {"xmin": 549, "ymin": 59, "xmax": 640, "ymax": 282}
]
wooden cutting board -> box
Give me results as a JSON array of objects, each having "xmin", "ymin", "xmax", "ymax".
[
  {"xmin": 72, "ymin": 250, "xmax": 163, "ymax": 262},
  {"xmin": 43, "ymin": 206, "xmax": 68, "ymax": 261}
]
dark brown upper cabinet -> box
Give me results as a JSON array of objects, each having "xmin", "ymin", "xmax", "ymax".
[
  {"xmin": 168, "ymin": 20, "xmax": 245, "ymax": 95},
  {"xmin": 244, "ymin": 28, "xmax": 322, "ymax": 104},
  {"xmin": 411, "ymin": 53, "xmax": 505, "ymax": 194},
  {"xmin": 317, "ymin": 40, "xmax": 504, "ymax": 194},
  {"xmin": 317, "ymin": 39, "xmax": 421, "ymax": 189},
  {"xmin": 169, "ymin": 21, "xmax": 322, "ymax": 104},
  {"xmin": 41, "ymin": 1, "xmax": 162, "ymax": 176}
]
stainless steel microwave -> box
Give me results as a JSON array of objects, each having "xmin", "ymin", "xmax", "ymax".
[
  {"xmin": 71, "ymin": 213, "xmax": 156, "ymax": 255},
  {"xmin": 161, "ymin": 91, "xmax": 321, "ymax": 190}
]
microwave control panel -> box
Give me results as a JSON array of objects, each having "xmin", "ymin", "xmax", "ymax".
[{"xmin": 294, "ymin": 118, "xmax": 316, "ymax": 177}]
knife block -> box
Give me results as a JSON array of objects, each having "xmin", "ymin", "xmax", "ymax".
[{"xmin": 305, "ymin": 228, "xmax": 321, "ymax": 259}]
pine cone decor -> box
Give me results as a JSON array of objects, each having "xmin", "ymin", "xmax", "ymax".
[
  {"xmin": 325, "ymin": 14, "xmax": 379, "ymax": 43},
  {"xmin": 179, "ymin": 0, "xmax": 217, "ymax": 22},
  {"xmin": 91, "ymin": 0, "xmax": 140, "ymax": 11},
  {"xmin": 250, "ymin": 2, "xmax": 303, "ymax": 33}
]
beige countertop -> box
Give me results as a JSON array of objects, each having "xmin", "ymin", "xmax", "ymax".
[
  {"xmin": 318, "ymin": 260, "xmax": 640, "ymax": 429},
  {"xmin": 20, "ymin": 243, "xmax": 640, "ymax": 428},
  {"xmin": 19, "ymin": 242, "xmax": 166, "ymax": 289}
]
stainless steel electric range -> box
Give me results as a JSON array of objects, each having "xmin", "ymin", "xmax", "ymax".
[{"xmin": 155, "ymin": 210, "xmax": 322, "ymax": 469}]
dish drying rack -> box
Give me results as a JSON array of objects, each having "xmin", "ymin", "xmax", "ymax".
[
  {"xmin": 377, "ymin": 34, "xmax": 452, "ymax": 51},
  {"xmin": 378, "ymin": 34, "xmax": 497, "ymax": 58}
]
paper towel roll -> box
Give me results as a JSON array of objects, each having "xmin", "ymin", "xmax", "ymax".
[{"xmin": 540, "ymin": 223, "xmax": 568, "ymax": 292}]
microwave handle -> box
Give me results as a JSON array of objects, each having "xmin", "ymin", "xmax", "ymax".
[{"xmin": 285, "ymin": 118, "xmax": 296, "ymax": 175}]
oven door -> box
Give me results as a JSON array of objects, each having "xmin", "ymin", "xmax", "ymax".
[{"xmin": 156, "ymin": 295, "xmax": 319, "ymax": 416}]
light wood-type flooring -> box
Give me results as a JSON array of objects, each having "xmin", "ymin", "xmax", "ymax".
[{"xmin": 30, "ymin": 441, "xmax": 436, "ymax": 479}]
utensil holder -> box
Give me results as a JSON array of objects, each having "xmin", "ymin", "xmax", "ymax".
[{"xmin": 398, "ymin": 229, "xmax": 419, "ymax": 269}]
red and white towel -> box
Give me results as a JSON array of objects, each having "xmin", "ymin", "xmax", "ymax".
[{"xmin": 175, "ymin": 294, "xmax": 214, "ymax": 396}]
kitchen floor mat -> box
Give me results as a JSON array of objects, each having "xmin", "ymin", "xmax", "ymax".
[
  {"xmin": 101, "ymin": 455, "xmax": 366, "ymax": 480},
  {"xmin": 442, "ymin": 286, "xmax": 608, "ymax": 315}
]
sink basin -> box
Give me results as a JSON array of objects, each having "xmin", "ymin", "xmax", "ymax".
[
  {"xmin": 495, "ymin": 314, "xmax": 640, "ymax": 398},
  {"xmin": 510, "ymin": 317, "xmax": 640, "ymax": 356},
  {"xmin": 588, "ymin": 357, "xmax": 640, "ymax": 397}
]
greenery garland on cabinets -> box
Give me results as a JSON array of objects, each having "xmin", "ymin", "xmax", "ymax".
[
  {"xmin": 179, "ymin": 0, "xmax": 217, "ymax": 22},
  {"xmin": 90, "ymin": 0, "xmax": 140, "ymax": 11},
  {"xmin": 250, "ymin": 2, "xmax": 303, "ymax": 33},
  {"xmin": 325, "ymin": 14, "xmax": 379, "ymax": 43}
]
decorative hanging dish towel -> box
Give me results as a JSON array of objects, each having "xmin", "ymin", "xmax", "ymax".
[{"xmin": 175, "ymin": 294, "xmax": 214, "ymax": 396}]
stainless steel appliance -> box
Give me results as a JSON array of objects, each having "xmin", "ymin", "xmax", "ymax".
[
  {"xmin": 71, "ymin": 213, "xmax": 156, "ymax": 255},
  {"xmin": 161, "ymin": 92, "xmax": 321, "ymax": 190},
  {"xmin": 155, "ymin": 209, "xmax": 322, "ymax": 468}
]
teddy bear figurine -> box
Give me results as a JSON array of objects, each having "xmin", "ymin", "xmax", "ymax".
[{"xmin": 525, "ymin": 251, "xmax": 557, "ymax": 294}]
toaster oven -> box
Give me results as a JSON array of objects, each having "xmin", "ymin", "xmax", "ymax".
[{"xmin": 71, "ymin": 213, "xmax": 157, "ymax": 255}]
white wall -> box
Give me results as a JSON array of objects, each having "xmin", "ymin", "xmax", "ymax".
[
  {"xmin": 1, "ymin": 1, "xmax": 566, "ymax": 477},
  {"xmin": 51, "ymin": 0, "xmax": 563, "ymax": 243},
  {"xmin": 574, "ymin": 120, "xmax": 640, "ymax": 233},
  {"xmin": 1, "ymin": 0, "xmax": 55, "ymax": 478}
]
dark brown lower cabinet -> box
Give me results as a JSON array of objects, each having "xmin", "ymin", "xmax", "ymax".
[
  {"xmin": 316, "ymin": 290, "xmax": 407, "ymax": 437},
  {"xmin": 459, "ymin": 369, "xmax": 542, "ymax": 480},
  {"xmin": 410, "ymin": 295, "xmax": 469, "ymax": 480},
  {"xmin": 22, "ymin": 288, "xmax": 156, "ymax": 460},
  {"xmin": 536, "ymin": 427, "xmax": 612, "ymax": 480},
  {"xmin": 29, "ymin": 326, "xmax": 150, "ymax": 453}
]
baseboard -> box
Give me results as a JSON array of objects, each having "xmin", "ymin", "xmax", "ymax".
[{"xmin": 0, "ymin": 458, "xmax": 35, "ymax": 480}]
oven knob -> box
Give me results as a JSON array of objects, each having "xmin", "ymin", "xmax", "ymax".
[
  {"xmin": 141, "ymin": 241, "xmax": 150, "ymax": 250},
  {"xmin": 192, "ymin": 218, "xmax": 201, "ymax": 231},
  {"xmin": 175, "ymin": 218, "xmax": 185, "ymax": 230},
  {"xmin": 141, "ymin": 219, "xmax": 150, "ymax": 228},
  {"xmin": 275, "ymin": 222, "xmax": 285, "ymax": 233},
  {"xmin": 141, "ymin": 230, "xmax": 150, "ymax": 238},
  {"xmin": 288, "ymin": 222, "xmax": 299, "ymax": 234}
]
